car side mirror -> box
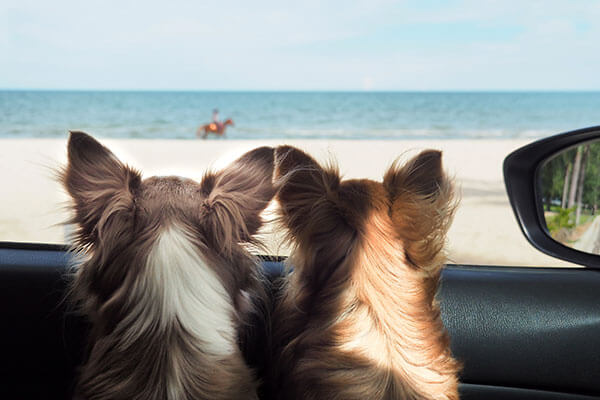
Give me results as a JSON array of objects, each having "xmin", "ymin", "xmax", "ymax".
[{"xmin": 504, "ymin": 126, "xmax": 600, "ymax": 268}]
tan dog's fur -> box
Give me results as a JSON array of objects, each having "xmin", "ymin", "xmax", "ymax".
[
  {"xmin": 62, "ymin": 132, "xmax": 274, "ymax": 400},
  {"xmin": 268, "ymin": 146, "xmax": 460, "ymax": 400}
]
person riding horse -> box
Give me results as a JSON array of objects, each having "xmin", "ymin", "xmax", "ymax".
[
  {"xmin": 211, "ymin": 108, "xmax": 223, "ymax": 132},
  {"xmin": 197, "ymin": 109, "xmax": 234, "ymax": 139}
]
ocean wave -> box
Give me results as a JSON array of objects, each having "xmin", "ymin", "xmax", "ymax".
[{"xmin": 2, "ymin": 91, "xmax": 598, "ymax": 140}]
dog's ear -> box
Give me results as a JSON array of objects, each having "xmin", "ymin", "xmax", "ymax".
[
  {"xmin": 274, "ymin": 146, "xmax": 363, "ymax": 287},
  {"xmin": 383, "ymin": 150, "xmax": 456, "ymax": 271},
  {"xmin": 274, "ymin": 145, "xmax": 343, "ymax": 237},
  {"xmin": 199, "ymin": 146, "xmax": 275, "ymax": 254},
  {"xmin": 62, "ymin": 131, "xmax": 141, "ymax": 247},
  {"xmin": 384, "ymin": 150, "xmax": 445, "ymax": 200}
]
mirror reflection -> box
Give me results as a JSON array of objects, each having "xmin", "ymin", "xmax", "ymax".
[{"xmin": 539, "ymin": 139, "xmax": 600, "ymax": 254}]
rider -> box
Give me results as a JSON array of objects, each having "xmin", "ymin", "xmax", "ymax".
[{"xmin": 212, "ymin": 109, "xmax": 223, "ymax": 131}]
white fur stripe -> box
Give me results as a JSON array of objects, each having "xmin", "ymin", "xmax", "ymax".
[{"xmin": 147, "ymin": 225, "xmax": 236, "ymax": 356}]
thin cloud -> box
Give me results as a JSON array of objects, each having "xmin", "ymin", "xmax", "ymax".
[{"xmin": 1, "ymin": 0, "xmax": 599, "ymax": 90}]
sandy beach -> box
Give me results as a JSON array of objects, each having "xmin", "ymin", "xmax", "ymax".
[{"xmin": 0, "ymin": 138, "xmax": 577, "ymax": 267}]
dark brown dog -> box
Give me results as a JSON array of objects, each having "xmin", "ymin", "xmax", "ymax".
[
  {"xmin": 268, "ymin": 146, "xmax": 460, "ymax": 400},
  {"xmin": 62, "ymin": 132, "xmax": 274, "ymax": 400}
]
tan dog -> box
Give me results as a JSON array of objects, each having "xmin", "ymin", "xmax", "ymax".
[
  {"xmin": 62, "ymin": 132, "xmax": 274, "ymax": 400},
  {"xmin": 268, "ymin": 146, "xmax": 460, "ymax": 400}
]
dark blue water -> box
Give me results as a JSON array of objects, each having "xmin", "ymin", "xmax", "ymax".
[{"xmin": 1, "ymin": 91, "xmax": 599, "ymax": 139}]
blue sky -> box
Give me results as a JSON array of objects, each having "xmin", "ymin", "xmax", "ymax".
[{"xmin": 1, "ymin": 0, "xmax": 599, "ymax": 90}]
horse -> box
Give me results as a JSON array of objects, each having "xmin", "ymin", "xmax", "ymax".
[{"xmin": 197, "ymin": 118, "xmax": 234, "ymax": 139}]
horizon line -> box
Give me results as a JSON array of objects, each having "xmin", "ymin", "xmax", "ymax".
[{"xmin": 2, "ymin": 88, "xmax": 600, "ymax": 93}]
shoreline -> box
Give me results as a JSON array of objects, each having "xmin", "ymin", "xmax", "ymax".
[{"xmin": 0, "ymin": 138, "xmax": 577, "ymax": 267}]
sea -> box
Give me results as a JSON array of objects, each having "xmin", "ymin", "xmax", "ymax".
[{"xmin": 1, "ymin": 91, "xmax": 600, "ymax": 140}]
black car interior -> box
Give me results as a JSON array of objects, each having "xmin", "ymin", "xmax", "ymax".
[{"xmin": 1, "ymin": 243, "xmax": 599, "ymax": 399}]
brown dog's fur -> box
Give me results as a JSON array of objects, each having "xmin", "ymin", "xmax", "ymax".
[
  {"xmin": 268, "ymin": 146, "xmax": 460, "ymax": 400},
  {"xmin": 62, "ymin": 132, "xmax": 274, "ymax": 400}
]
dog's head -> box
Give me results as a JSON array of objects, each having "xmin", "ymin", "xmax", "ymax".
[
  {"xmin": 274, "ymin": 145, "xmax": 456, "ymax": 286},
  {"xmin": 62, "ymin": 131, "xmax": 275, "ymax": 324}
]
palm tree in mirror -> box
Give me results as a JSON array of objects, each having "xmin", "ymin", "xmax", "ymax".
[{"xmin": 539, "ymin": 139, "xmax": 600, "ymax": 254}]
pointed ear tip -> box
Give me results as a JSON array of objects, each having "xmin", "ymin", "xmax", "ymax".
[
  {"xmin": 417, "ymin": 149, "xmax": 444, "ymax": 168},
  {"xmin": 67, "ymin": 131, "xmax": 97, "ymax": 151},
  {"xmin": 68, "ymin": 131, "xmax": 90, "ymax": 141},
  {"xmin": 421, "ymin": 149, "xmax": 442, "ymax": 158}
]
